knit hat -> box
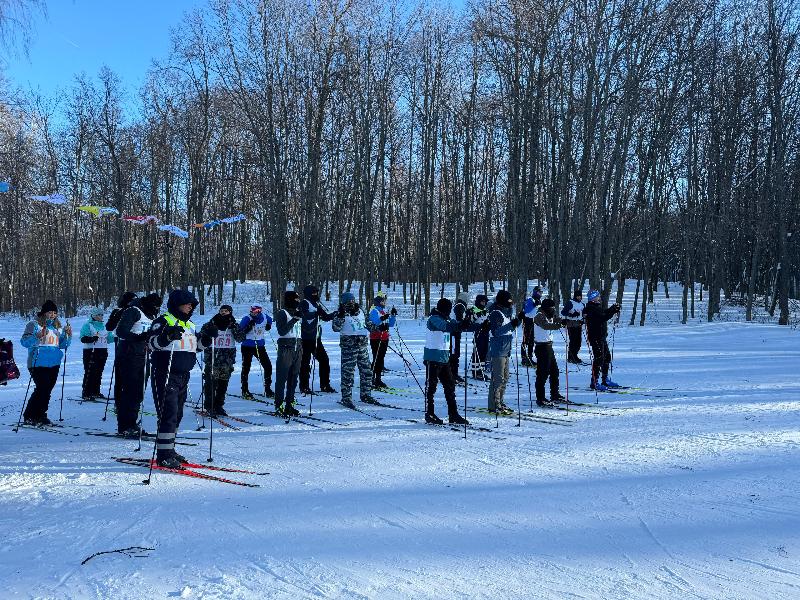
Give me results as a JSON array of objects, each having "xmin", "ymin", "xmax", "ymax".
[
  {"xmin": 220, "ymin": 304, "xmax": 233, "ymax": 312},
  {"xmin": 457, "ymin": 292, "xmax": 470, "ymax": 305},
  {"xmin": 436, "ymin": 298, "xmax": 453, "ymax": 316},
  {"xmin": 117, "ymin": 291, "xmax": 137, "ymax": 308},
  {"xmin": 38, "ymin": 300, "xmax": 58, "ymax": 316},
  {"xmin": 587, "ymin": 290, "xmax": 601, "ymax": 302},
  {"xmin": 284, "ymin": 290, "xmax": 300, "ymax": 310},
  {"xmin": 475, "ymin": 294, "xmax": 488, "ymax": 308},
  {"xmin": 340, "ymin": 292, "xmax": 355, "ymax": 305},
  {"xmin": 541, "ymin": 299, "xmax": 556, "ymax": 311},
  {"xmin": 532, "ymin": 286, "xmax": 543, "ymax": 299},
  {"xmin": 90, "ymin": 306, "xmax": 104, "ymax": 317},
  {"xmin": 495, "ymin": 290, "xmax": 513, "ymax": 307},
  {"xmin": 250, "ymin": 303, "xmax": 263, "ymax": 312},
  {"xmin": 373, "ymin": 295, "xmax": 386, "ymax": 306}
]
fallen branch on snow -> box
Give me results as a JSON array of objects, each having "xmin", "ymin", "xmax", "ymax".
[{"xmin": 81, "ymin": 546, "xmax": 155, "ymax": 565}]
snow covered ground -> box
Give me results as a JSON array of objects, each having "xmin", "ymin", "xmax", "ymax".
[{"xmin": 1, "ymin": 282, "xmax": 799, "ymax": 599}]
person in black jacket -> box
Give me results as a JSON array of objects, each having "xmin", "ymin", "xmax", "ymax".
[
  {"xmin": 273, "ymin": 290, "xmax": 303, "ymax": 416},
  {"xmin": 199, "ymin": 305, "xmax": 246, "ymax": 417},
  {"xmin": 106, "ymin": 291, "xmax": 138, "ymax": 403},
  {"xmin": 448, "ymin": 292, "xmax": 470, "ymax": 383},
  {"xmin": 114, "ymin": 293, "xmax": 162, "ymax": 437},
  {"xmin": 561, "ymin": 289, "xmax": 586, "ymax": 364},
  {"xmin": 149, "ymin": 289, "xmax": 216, "ymax": 468},
  {"xmin": 583, "ymin": 289, "xmax": 621, "ymax": 391},
  {"xmin": 299, "ymin": 285, "xmax": 336, "ymax": 394}
]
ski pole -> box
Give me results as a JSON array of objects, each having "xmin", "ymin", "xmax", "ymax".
[
  {"xmin": 584, "ymin": 325, "xmax": 599, "ymax": 405},
  {"xmin": 308, "ymin": 326, "xmax": 320, "ymax": 417},
  {"xmin": 144, "ymin": 345, "xmax": 175, "ymax": 485},
  {"xmin": 394, "ymin": 325, "xmax": 421, "ymax": 369},
  {"xmin": 525, "ymin": 333, "xmax": 534, "ymax": 412},
  {"xmin": 106, "ymin": 338, "xmax": 117, "ymax": 400},
  {"xmin": 135, "ymin": 351, "xmax": 149, "ymax": 452},
  {"xmin": 462, "ymin": 331, "xmax": 468, "ymax": 439},
  {"xmin": 14, "ymin": 347, "xmax": 40, "ymax": 432},
  {"xmin": 610, "ymin": 320, "xmax": 617, "ymax": 375},
  {"xmin": 58, "ymin": 324, "xmax": 70, "ymax": 422},
  {"xmin": 208, "ymin": 344, "xmax": 214, "ymax": 463},
  {"xmin": 563, "ymin": 330, "xmax": 569, "ymax": 414},
  {"xmin": 387, "ymin": 343, "xmax": 425, "ymax": 394},
  {"xmin": 512, "ymin": 327, "xmax": 521, "ymax": 427},
  {"xmin": 255, "ymin": 343, "xmax": 268, "ymax": 396}
]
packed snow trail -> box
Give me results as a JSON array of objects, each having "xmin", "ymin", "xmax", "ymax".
[{"xmin": 1, "ymin": 284, "xmax": 799, "ymax": 599}]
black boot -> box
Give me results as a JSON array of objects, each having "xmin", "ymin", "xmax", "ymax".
[
  {"xmin": 449, "ymin": 413, "xmax": 469, "ymax": 425},
  {"xmin": 425, "ymin": 412, "xmax": 443, "ymax": 425},
  {"xmin": 157, "ymin": 452, "xmax": 183, "ymax": 469}
]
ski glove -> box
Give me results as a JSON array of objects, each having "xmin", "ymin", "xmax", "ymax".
[
  {"xmin": 510, "ymin": 318, "xmax": 521, "ymax": 328},
  {"xmin": 337, "ymin": 305, "xmax": 346, "ymax": 318},
  {"xmin": 242, "ymin": 321, "xmax": 255, "ymax": 334},
  {"xmin": 516, "ymin": 309, "xmax": 526, "ymax": 321},
  {"xmin": 378, "ymin": 323, "xmax": 390, "ymax": 332},
  {"xmin": 390, "ymin": 307, "xmax": 398, "ymax": 316},
  {"xmin": 205, "ymin": 323, "xmax": 220, "ymax": 338},
  {"xmin": 265, "ymin": 321, "xmax": 272, "ymax": 331},
  {"xmin": 165, "ymin": 325, "xmax": 184, "ymax": 341},
  {"xmin": 380, "ymin": 313, "xmax": 390, "ymax": 321},
  {"xmin": 81, "ymin": 335, "xmax": 100, "ymax": 344}
]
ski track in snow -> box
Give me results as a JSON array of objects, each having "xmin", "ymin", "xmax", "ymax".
[{"xmin": 1, "ymin": 282, "xmax": 800, "ymax": 599}]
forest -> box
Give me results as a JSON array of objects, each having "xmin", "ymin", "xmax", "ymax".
[{"xmin": 0, "ymin": 0, "xmax": 797, "ymax": 323}]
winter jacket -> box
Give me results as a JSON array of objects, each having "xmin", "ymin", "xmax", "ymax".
[
  {"xmin": 300, "ymin": 285, "xmax": 334, "ymax": 340},
  {"xmin": 368, "ymin": 306, "xmax": 396, "ymax": 341},
  {"xmin": 116, "ymin": 299, "xmax": 159, "ymax": 357},
  {"xmin": 423, "ymin": 309, "xmax": 478, "ymax": 364},
  {"xmin": 79, "ymin": 320, "xmax": 114, "ymax": 349},
  {"xmin": 332, "ymin": 308, "xmax": 378, "ymax": 338},
  {"xmin": 560, "ymin": 299, "xmax": 585, "ymax": 327},
  {"xmin": 275, "ymin": 308, "xmax": 302, "ymax": 349},
  {"xmin": 584, "ymin": 302, "xmax": 617, "ymax": 343},
  {"xmin": 240, "ymin": 312, "xmax": 273, "ymax": 347},
  {"xmin": 533, "ymin": 310, "xmax": 562, "ymax": 344},
  {"xmin": 21, "ymin": 320, "xmax": 71, "ymax": 368},
  {"xmin": 487, "ymin": 303, "xmax": 518, "ymax": 359},
  {"xmin": 149, "ymin": 289, "xmax": 210, "ymax": 373},
  {"xmin": 523, "ymin": 297, "xmax": 540, "ymax": 318},
  {"xmin": 201, "ymin": 314, "xmax": 246, "ymax": 374}
]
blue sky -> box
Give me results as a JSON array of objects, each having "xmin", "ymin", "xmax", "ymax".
[{"xmin": 4, "ymin": 0, "xmax": 202, "ymax": 98}]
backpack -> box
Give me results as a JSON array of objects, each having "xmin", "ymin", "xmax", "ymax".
[{"xmin": 0, "ymin": 338, "xmax": 21, "ymax": 385}]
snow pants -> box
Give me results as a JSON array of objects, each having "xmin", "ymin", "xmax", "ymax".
[
  {"xmin": 275, "ymin": 339, "xmax": 302, "ymax": 409},
  {"xmin": 567, "ymin": 324, "xmax": 583, "ymax": 362},
  {"xmin": 425, "ymin": 360, "xmax": 459, "ymax": 417},
  {"xmin": 340, "ymin": 336, "xmax": 373, "ymax": 404},
  {"xmin": 115, "ymin": 346, "xmax": 148, "ymax": 434},
  {"xmin": 488, "ymin": 356, "xmax": 510, "ymax": 411},
  {"xmin": 370, "ymin": 338, "xmax": 389, "ymax": 383},
  {"xmin": 589, "ymin": 338, "xmax": 611, "ymax": 383},
  {"xmin": 81, "ymin": 348, "xmax": 108, "ymax": 398},
  {"xmin": 24, "ymin": 366, "xmax": 59, "ymax": 421},
  {"xmin": 241, "ymin": 345, "xmax": 272, "ymax": 394},
  {"xmin": 300, "ymin": 337, "xmax": 331, "ymax": 391},
  {"xmin": 151, "ymin": 366, "xmax": 190, "ymax": 459},
  {"xmin": 534, "ymin": 342, "xmax": 560, "ymax": 402}
]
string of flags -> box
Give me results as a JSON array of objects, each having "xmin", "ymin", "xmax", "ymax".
[{"xmin": 8, "ymin": 189, "xmax": 247, "ymax": 239}]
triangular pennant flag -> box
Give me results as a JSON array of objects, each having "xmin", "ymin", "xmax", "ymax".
[
  {"xmin": 157, "ymin": 224, "xmax": 189, "ymax": 238},
  {"xmin": 221, "ymin": 213, "xmax": 246, "ymax": 224},
  {"xmin": 123, "ymin": 215, "xmax": 159, "ymax": 225},
  {"xmin": 31, "ymin": 193, "xmax": 67, "ymax": 205},
  {"xmin": 78, "ymin": 205, "xmax": 101, "ymax": 217},
  {"xmin": 99, "ymin": 207, "xmax": 119, "ymax": 216},
  {"xmin": 0, "ymin": 182, "xmax": 10, "ymax": 193},
  {"xmin": 203, "ymin": 219, "xmax": 222, "ymax": 230}
]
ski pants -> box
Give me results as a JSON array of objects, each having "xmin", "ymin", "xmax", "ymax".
[
  {"xmin": 151, "ymin": 366, "xmax": 190, "ymax": 458},
  {"xmin": 471, "ymin": 330, "xmax": 489, "ymax": 378},
  {"xmin": 275, "ymin": 339, "xmax": 302, "ymax": 408},
  {"xmin": 567, "ymin": 324, "xmax": 583, "ymax": 361},
  {"xmin": 534, "ymin": 342, "xmax": 560, "ymax": 401},
  {"xmin": 81, "ymin": 348, "xmax": 108, "ymax": 397},
  {"xmin": 521, "ymin": 317, "xmax": 535, "ymax": 363},
  {"xmin": 589, "ymin": 338, "xmax": 611, "ymax": 382},
  {"xmin": 425, "ymin": 360, "xmax": 459, "ymax": 417},
  {"xmin": 241, "ymin": 345, "xmax": 272, "ymax": 393},
  {"xmin": 24, "ymin": 366, "xmax": 59, "ymax": 421},
  {"xmin": 370, "ymin": 338, "xmax": 389, "ymax": 383},
  {"xmin": 300, "ymin": 337, "xmax": 331, "ymax": 390},
  {"xmin": 115, "ymin": 348, "xmax": 148, "ymax": 434},
  {"xmin": 340, "ymin": 336, "xmax": 373, "ymax": 404},
  {"xmin": 488, "ymin": 356, "xmax": 510, "ymax": 411},
  {"xmin": 203, "ymin": 354, "xmax": 233, "ymax": 412}
]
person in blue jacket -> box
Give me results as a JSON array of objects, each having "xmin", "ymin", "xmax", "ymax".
[
  {"xmin": 239, "ymin": 303, "xmax": 274, "ymax": 399},
  {"xmin": 487, "ymin": 290, "xmax": 525, "ymax": 414},
  {"xmin": 521, "ymin": 286, "xmax": 542, "ymax": 367},
  {"xmin": 423, "ymin": 298, "xmax": 477, "ymax": 425},
  {"xmin": 79, "ymin": 306, "xmax": 114, "ymax": 400},
  {"xmin": 20, "ymin": 300, "xmax": 72, "ymax": 425}
]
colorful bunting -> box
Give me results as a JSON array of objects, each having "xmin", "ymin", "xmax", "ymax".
[
  {"xmin": 221, "ymin": 213, "xmax": 246, "ymax": 224},
  {"xmin": 157, "ymin": 224, "xmax": 189, "ymax": 238},
  {"xmin": 0, "ymin": 182, "xmax": 10, "ymax": 193},
  {"xmin": 123, "ymin": 215, "xmax": 159, "ymax": 225},
  {"xmin": 99, "ymin": 207, "xmax": 119, "ymax": 216},
  {"xmin": 31, "ymin": 193, "xmax": 67, "ymax": 205},
  {"xmin": 78, "ymin": 205, "xmax": 101, "ymax": 216}
]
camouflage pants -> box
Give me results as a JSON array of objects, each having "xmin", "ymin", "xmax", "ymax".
[{"xmin": 340, "ymin": 336, "xmax": 373, "ymax": 403}]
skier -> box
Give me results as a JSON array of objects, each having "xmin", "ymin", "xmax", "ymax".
[
  {"xmin": 448, "ymin": 292, "xmax": 470, "ymax": 383},
  {"xmin": 332, "ymin": 291, "xmax": 379, "ymax": 408},
  {"xmin": 273, "ymin": 290, "xmax": 303, "ymax": 417},
  {"xmin": 368, "ymin": 293, "xmax": 397, "ymax": 389},
  {"xmin": 520, "ymin": 286, "xmax": 542, "ymax": 367},
  {"xmin": 469, "ymin": 294, "xmax": 490, "ymax": 380},
  {"xmin": 79, "ymin": 307, "xmax": 113, "ymax": 400},
  {"xmin": 115, "ymin": 293, "xmax": 162, "ymax": 437},
  {"xmin": 533, "ymin": 299, "xmax": 566, "ymax": 406},
  {"xmin": 299, "ymin": 285, "xmax": 336, "ymax": 394},
  {"xmin": 239, "ymin": 304, "xmax": 274, "ymax": 399},
  {"xmin": 423, "ymin": 297, "xmax": 476, "ymax": 425},
  {"xmin": 561, "ymin": 288, "xmax": 586, "ymax": 364},
  {"xmin": 584, "ymin": 290, "xmax": 622, "ymax": 391},
  {"xmin": 106, "ymin": 291, "xmax": 138, "ymax": 402},
  {"xmin": 20, "ymin": 300, "xmax": 72, "ymax": 426},
  {"xmin": 199, "ymin": 304, "xmax": 246, "ymax": 417},
  {"xmin": 487, "ymin": 290, "xmax": 525, "ymax": 414},
  {"xmin": 149, "ymin": 289, "xmax": 217, "ymax": 468}
]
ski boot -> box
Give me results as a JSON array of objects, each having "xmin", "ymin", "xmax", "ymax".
[
  {"xmin": 372, "ymin": 380, "xmax": 388, "ymax": 390},
  {"xmin": 536, "ymin": 399, "xmax": 554, "ymax": 408},
  {"xmin": 241, "ymin": 390, "xmax": 255, "ymax": 400},
  {"xmin": 448, "ymin": 413, "xmax": 469, "ymax": 426},
  {"xmin": 425, "ymin": 412, "xmax": 443, "ymax": 425},
  {"xmin": 300, "ymin": 387, "xmax": 312, "ymax": 395},
  {"xmin": 264, "ymin": 388, "xmax": 275, "ymax": 398},
  {"xmin": 320, "ymin": 384, "xmax": 337, "ymax": 393},
  {"xmin": 590, "ymin": 380, "xmax": 608, "ymax": 392},
  {"xmin": 604, "ymin": 379, "xmax": 621, "ymax": 388},
  {"xmin": 338, "ymin": 399, "xmax": 356, "ymax": 409},
  {"xmin": 214, "ymin": 407, "xmax": 229, "ymax": 417},
  {"xmin": 157, "ymin": 452, "xmax": 183, "ymax": 469},
  {"xmin": 284, "ymin": 404, "xmax": 300, "ymax": 417},
  {"xmin": 361, "ymin": 396, "xmax": 380, "ymax": 405}
]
